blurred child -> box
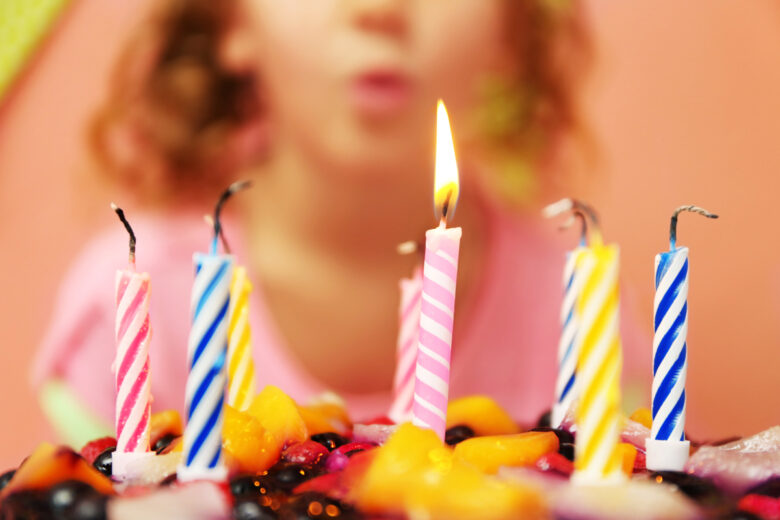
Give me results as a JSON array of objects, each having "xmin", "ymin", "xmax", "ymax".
[{"xmin": 33, "ymin": 0, "xmax": 645, "ymax": 444}]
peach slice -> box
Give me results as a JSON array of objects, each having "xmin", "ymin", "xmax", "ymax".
[
  {"xmin": 150, "ymin": 410, "xmax": 183, "ymax": 448},
  {"xmin": 247, "ymin": 386, "xmax": 308, "ymax": 447},
  {"xmin": 1, "ymin": 443, "xmax": 113, "ymax": 497},
  {"xmin": 354, "ymin": 423, "xmax": 546, "ymax": 520},
  {"xmin": 629, "ymin": 408, "xmax": 653, "ymax": 430},
  {"xmin": 619, "ymin": 442, "xmax": 638, "ymax": 475},
  {"xmin": 453, "ymin": 431, "xmax": 559, "ymax": 474},
  {"xmin": 446, "ymin": 396, "xmax": 519, "ymax": 436},
  {"xmin": 222, "ymin": 405, "xmax": 280, "ymax": 474}
]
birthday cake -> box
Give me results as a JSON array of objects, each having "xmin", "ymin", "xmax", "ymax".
[{"xmin": 0, "ymin": 386, "xmax": 778, "ymax": 520}]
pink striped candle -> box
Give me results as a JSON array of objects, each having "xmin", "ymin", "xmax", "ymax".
[
  {"xmin": 411, "ymin": 100, "xmax": 462, "ymax": 440},
  {"xmin": 388, "ymin": 264, "xmax": 422, "ymax": 423},
  {"xmin": 110, "ymin": 204, "xmax": 154, "ymax": 479}
]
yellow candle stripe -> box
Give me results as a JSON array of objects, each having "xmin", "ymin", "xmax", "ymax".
[
  {"xmin": 573, "ymin": 244, "xmax": 625, "ymax": 484},
  {"xmin": 227, "ymin": 266, "xmax": 256, "ymax": 411}
]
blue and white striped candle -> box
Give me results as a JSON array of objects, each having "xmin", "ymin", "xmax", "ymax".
[
  {"xmin": 552, "ymin": 249, "xmax": 583, "ymax": 428},
  {"xmin": 179, "ymin": 251, "xmax": 233, "ymax": 481},
  {"xmin": 646, "ymin": 205, "xmax": 717, "ymax": 471}
]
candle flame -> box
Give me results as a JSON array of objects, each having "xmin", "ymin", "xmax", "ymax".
[{"xmin": 434, "ymin": 100, "xmax": 459, "ymax": 222}]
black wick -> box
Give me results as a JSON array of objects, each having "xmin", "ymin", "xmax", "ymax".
[
  {"xmin": 111, "ymin": 203, "xmax": 136, "ymax": 265},
  {"xmin": 670, "ymin": 205, "xmax": 718, "ymax": 250},
  {"xmin": 212, "ymin": 180, "xmax": 252, "ymax": 254}
]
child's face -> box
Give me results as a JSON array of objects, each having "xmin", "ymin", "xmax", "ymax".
[{"xmin": 240, "ymin": 0, "xmax": 510, "ymax": 175}]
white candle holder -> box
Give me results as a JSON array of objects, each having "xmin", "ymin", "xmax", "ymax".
[{"xmin": 645, "ymin": 438, "xmax": 690, "ymax": 471}]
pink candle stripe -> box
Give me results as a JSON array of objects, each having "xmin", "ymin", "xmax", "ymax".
[
  {"xmin": 415, "ymin": 349, "xmax": 450, "ymax": 382},
  {"xmin": 420, "ymin": 277, "xmax": 456, "ymax": 310},
  {"xmin": 417, "ymin": 328, "xmax": 451, "ymax": 362},
  {"xmin": 412, "ymin": 225, "xmax": 461, "ymax": 440},
  {"xmin": 420, "ymin": 298, "xmax": 454, "ymax": 330},
  {"xmin": 426, "ymin": 254, "xmax": 458, "ymax": 282},
  {"xmin": 388, "ymin": 266, "xmax": 423, "ymax": 424},
  {"xmin": 116, "ymin": 318, "xmax": 149, "ymax": 382},
  {"xmin": 115, "ymin": 270, "xmax": 152, "ymax": 456},
  {"xmin": 117, "ymin": 287, "xmax": 148, "ymax": 339}
]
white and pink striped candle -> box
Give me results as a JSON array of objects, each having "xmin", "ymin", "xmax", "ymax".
[
  {"xmin": 110, "ymin": 204, "xmax": 154, "ymax": 479},
  {"xmin": 388, "ymin": 264, "xmax": 422, "ymax": 424},
  {"xmin": 411, "ymin": 100, "xmax": 462, "ymax": 441}
]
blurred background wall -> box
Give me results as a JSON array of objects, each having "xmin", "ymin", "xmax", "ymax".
[{"xmin": 0, "ymin": 0, "xmax": 778, "ymax": 468}]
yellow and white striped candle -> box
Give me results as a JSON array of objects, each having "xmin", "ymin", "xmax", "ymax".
[
  {"xmin": 227, "ymin": 266, "xmax": 255, "ymax": 411},
  {"xmin": 572, "ymin": 241, "xmax": 625, "ymax": 484}
]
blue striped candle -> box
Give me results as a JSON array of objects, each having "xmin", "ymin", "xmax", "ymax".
[
  {"xmin": 178, "ymin": 252, "xmax": 234, "ymax": 481},
  {"xmin": 646, "ymin": 205, "xmax": 716, "ymax": 471},
  {"xmin": 552, "ymin": 249, "xmax": 583, "ymax": 428}
]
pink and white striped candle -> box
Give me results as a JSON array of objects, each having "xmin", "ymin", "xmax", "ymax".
[
  {"xmin": 411, "ymin": 100, "xmax": 462, "ymax": 441},
  {"xmin": 110, "ymin": 204, "xmax": 154, "ymax": 479},
  {"xmin": 388, "ymin": 264, "xmax": 422, "ymax": 424}
]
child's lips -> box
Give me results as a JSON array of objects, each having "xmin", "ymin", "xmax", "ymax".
[{"xmin": 349, "ymin": 70, "xmax": 412, "ymax": 116}]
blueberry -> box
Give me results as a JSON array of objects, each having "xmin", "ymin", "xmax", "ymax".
[
  {"xmin": 230, "ymin": 475, "xmax": 269, "ymax": 497},
  {"xmin": 92, "ymin": 447, "xmax": 116, "ymax": 477},
  {"xmin": 530, "ymin": 427, "xmax": 575, "ymax": 445},
  {"xmin": 722, "ymin": 511, "xmax": 762, "ymax": 520},
  {"xmin": 159, "ymin": 473, "xmax": 177, "ymax": 486},
  {"xmin": 444, "ymin": 425, "xmax": 475, "ymax": 446},
  {"xmin": 558, "ymin": 442, "xmax": 575, "ymax": 462},
  {"xmin": 745, "ymin": 476, "xmax": 780, "ymax": 498},
  {"xmin": 69, "ymin": 494, "xmax": 108, "ymax": 520},
  {"xmin": 152, "ymin": 433, "xmax": 179, "ymax": 454},
  {"xmin": 277, "ymin": 492, "xmax": 360, "ymax": 520},
  {"xmin": 233, "ymin": 499, "xmax": 278, "ymax": 520},
  {"xmin": 310, "ymin": 433, "xmax": 348, "ymax": 451},
  {"xmin": 649, "ymin": 471, "xmax": 725, "ymax": 507},
  {"xmin": 50, "ymin": 480, "xmax": 97, "ymax": 513},
  {"xmin": 270, "ymin": 464, "xmax": 318, "ymax": 492},
  {"xmin": 0, "ymin": 469, "xmax": 15, "ymax": 491},
  {"xmin": 536, "ymin": 410, "xmax": 552, "ymax": 428},
  {"xmin": 0, "ymin": 489, "xmax": 50, "ymax": 518}
]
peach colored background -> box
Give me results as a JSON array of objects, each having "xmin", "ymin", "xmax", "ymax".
[{"xmin": 0, "ymin": 0, "xmax": 778, "ymax": 469}]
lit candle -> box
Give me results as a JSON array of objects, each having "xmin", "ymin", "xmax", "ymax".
[
  {"xmin": 646, "ymin": 205, "xmax": 717, "ymax": 471},
  {"xmin": 227, "ymin": 265, "xmax": 256, "ymax": 411},
  {"xmin": 411, "ymin": 100, "xmax": 462, "ymax": 441},
  {"xmin": 110, "ymin": 203, "xmax": 155, "ymax": 480},
  {"xmin": 179, "ymin": 184, "xmax": 248, "ymax": 482},
  {"xmin": 567, "ymin": 204, "xmax": 625, "ymax": 484},
  {"xmin": 388, "ymin": 251, "xmax": 422, "ymax": 424},
  {"xmin": 543, "ymin": 201, "xmax": 589, "ymax": 428}
]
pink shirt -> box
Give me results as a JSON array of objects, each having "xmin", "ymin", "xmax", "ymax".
[{"xmin": 32, "ymin": 208, "xmax": 649, "ymax": 425}]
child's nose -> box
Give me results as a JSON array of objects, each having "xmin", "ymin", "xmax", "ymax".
[{"xmin": 349, "ymin": 0, "xmax": 408, "ymax": 38}]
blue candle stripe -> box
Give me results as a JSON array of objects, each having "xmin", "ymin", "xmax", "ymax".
[
  {"xmin": 651, "ymin": 248, "xmax": 689, "ymax": 445},
  {"xmin": 657, "ymin": 389, "xmax": 686, "ymax": 441},
  {"xmin": 654, "ymin": 261, "xmax": 688, "ymax": 329},
  {"xmin": 654, "ymin": 303, "xmax": 687, "ymax": 373},
  {"xmin": 188, "ymin": 349, "xmax": 227, "ymax": 422},
  {"xmin": 181, "ymin": 253, "xmax": 233, "ymax": 479},
  {"xmin": 553, "ymin": 250, "xmax": 581, "ymax": 427},
  {"xmin": 560, "ymin": 372, "xmax": 575, "ymax": 401},
  {"xmin": 652, "ymin": 344, "xmax": 686, "ymax": 418},
  {"xmin": 195, "ymin": 262, "xmax": 229, "ymax": 317},
  {"xmin": 186, "ymin": 395, "xmax": 224, "ymax": 466},
  {"xmin": 190, "ymin": 300, "xmax": 229, "ymax": 371}
]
